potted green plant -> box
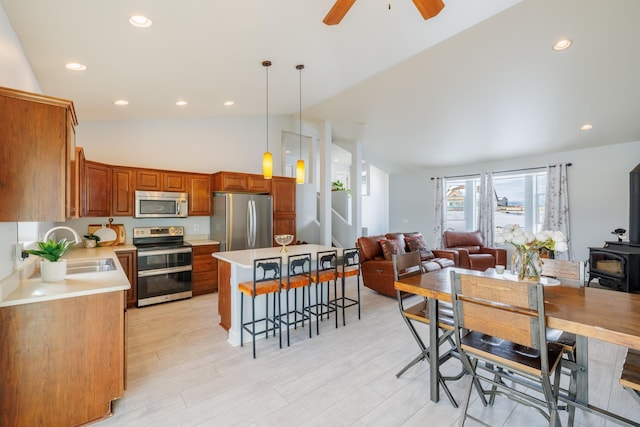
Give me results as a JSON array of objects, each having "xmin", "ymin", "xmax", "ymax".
[
  {"xmin": 83, "ymin": 233, "xmax": 101, "ymax": 248},
  {"xmin": 25, "ymin": 238, "xmax": 74, "ymax": 282}
]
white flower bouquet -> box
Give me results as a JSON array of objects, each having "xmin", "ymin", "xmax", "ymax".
[
  {"xmin": 496, "ymin": 224, "xmax": 568, "ymax": 253},
  {"xmin": 495, "ymin": 224, "xmax": 568, "ymax": 280}
]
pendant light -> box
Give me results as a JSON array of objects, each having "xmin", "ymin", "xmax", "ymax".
[
  {"xmin": 295, "ymin": 64, "xmax": 305, "ymax": 184},
  {"xmin": 262, "ymin": 60, "xmax": 273, "ymax": 179}
]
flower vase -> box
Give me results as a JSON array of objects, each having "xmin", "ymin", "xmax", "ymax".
[
  {"xmin": 511, "ymin": 248, "xmax": 541, "ymax": 281},
  {"xmin": 41, "ymin": 259, "xmax": 67, "ymax": 282}
]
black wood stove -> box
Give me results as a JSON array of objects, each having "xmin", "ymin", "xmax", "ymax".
[{"xmin": 588, "ymin": 163, "xmax": 640, "ymax": 293}]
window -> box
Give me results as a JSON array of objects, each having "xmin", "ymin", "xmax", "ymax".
[{"xmin": 444, "ymin": 170, "xmax": 546, "ymax": 236}]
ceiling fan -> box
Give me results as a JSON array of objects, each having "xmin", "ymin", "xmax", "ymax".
[{"xmin": 323, "ymin": 0, "xmax": 445, "ymax": 25}]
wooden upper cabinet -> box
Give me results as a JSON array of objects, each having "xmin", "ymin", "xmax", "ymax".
[
  {"xmin": 271, "ymin": 176, "xmax": 296, "ymax": 214},
  {"xmin": 164, "ymin": 172, "xmax": 186, "ymax": 192},
  {"xmin": 67, "ymin": 147, "xmax": 84, "ymax": 219},
  {"xmin": 135, "ymin": 168, "xmax": 186, "ymax": 192},
  {"xmin": 0, "ymin": 86, "xmax": 77, "ymax": 222},
  {"xmin": 83, "ymin": 160, "xmax": 111, "ymax": 217},
  {"xmin": 135, "ymin": 169, "xmax": 162, "ymax": 191},
  {"xmin": 112, "ymin": 166, "xmax": 135, "ymax": 216},
  {"xmin": 212, "ymin": 171, "xmax": 271, "ymax": 193},
  {"xmin": 188, "ymin": 173, "xmax": 212, "ymax": 216}
]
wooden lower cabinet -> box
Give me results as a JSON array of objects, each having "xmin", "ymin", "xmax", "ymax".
[
  {"xmin": 0, "ymin": 291, "xmax": 126, "ymax": 426},
  {"xmin": 116, "ymin": 249, "xmax": 138, "ymax": 307},
  {"xmin": 192, "ymin": 244, "xmax": 219, "ymax": 295}
]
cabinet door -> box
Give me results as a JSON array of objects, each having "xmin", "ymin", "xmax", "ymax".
[
  {"xmin": 112, "ymin": 167, "xmax": 135, "ymax": 216},
  {"xmin": 188, "ymin": 173, "xmax": 212, "ymax": 216},
  {"xmin": 248, "ymin": 175, "xmax": 272, "ymax": 193},
  {"xmin": 0, "ymin": 89, "xmax": 73, "ymax": 222},
  {"xmin": 164, "ymin": 172, "xmax": 186, "ymax": 192},
  {"xmin": 212, "ymin": 172, "xmax": 248, "ymax": 192},
  {"xmin": 273, "ymin": 214, "xmax": 297, "ymax": 244},
  {"xmin": 192, "ymin": 244, "xmax": 219, "ymax": 295},
  {"xmin": 116, "ymin": 250, "xmax": 137, "ymax": 307},
  {"xmin": 135, "ymin": 169, "xmax": 162, "ymax": 191},
  {"xmin": 271, "ymin": 176, "xmax": 296, "ymax": 214},
  {"xmin": 83, "ymin": 161, "xmax": 111, "ymax": 217}
]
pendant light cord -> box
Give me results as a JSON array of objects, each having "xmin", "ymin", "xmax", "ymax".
[
  {"xmin": 296, "ymin": 64, "xmax": 304, "ymax": 159},
  {"xmin": 263, "ymin": 60, "xmax": 271, "ymax": 152}
]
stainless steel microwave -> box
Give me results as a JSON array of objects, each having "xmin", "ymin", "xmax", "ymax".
[{"xmin": 135, "ymin": 191, "xmax": 189, "ymax": 218}]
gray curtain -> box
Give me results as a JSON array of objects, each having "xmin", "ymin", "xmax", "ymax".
[
  {"xmin": 477, "ymin": 172, "xmax": 495, "ymax": 246},
  {"xmin": 543, "ymin": 163, "xmax": 572, "ymax": 260},
  {"xmin": 433, "ymin": 177, "xmax": 445, "ymax": 248}
]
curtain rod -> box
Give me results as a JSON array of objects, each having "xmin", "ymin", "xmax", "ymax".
[{"xmin": 429, "ymin": 163, "xmax": 572, "ymax": 180}]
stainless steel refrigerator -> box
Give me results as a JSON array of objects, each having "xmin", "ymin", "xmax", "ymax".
[{"xmin": 210, "ymin": 193, "xmax": 273, "ymax": 251}]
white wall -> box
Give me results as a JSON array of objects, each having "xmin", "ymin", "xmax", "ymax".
[
  {"xmin": 389, "ymin": 140, "xmax": 640, "ymax": 262},
  {"xmin": 0, "ymin": 3, "xmax": 42, "ymax": 279},
  {"xmin": 362, "ymin": 163, "xmax": 389, "ymax": 236}
]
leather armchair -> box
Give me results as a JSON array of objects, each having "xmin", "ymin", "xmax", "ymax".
[{"xmin": 442, "ymin": 230, "xmax": 507, "ymax": 271}]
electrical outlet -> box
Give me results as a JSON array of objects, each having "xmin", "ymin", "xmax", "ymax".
[
  {"xmin": 193, "ymin": 224, "xmax": 200, "ymax": 232},
  {"xmin": 14, "ymin": 242, "xmax": 24, "ymax": 260}
]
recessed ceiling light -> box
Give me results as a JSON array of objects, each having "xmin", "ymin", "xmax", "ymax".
[
  {"xmin": 285, "ymin": 150, "xmax": 291, "ymax": 154},
  {"xmin": 224, "ymin": 100, "xmax": 235, "ymax": 107},
  {"xmin": 65, "ymin": 62, "xmax": 87, "ymax": 71},
  {"xmin": 553, "ymin": 38, "xmax": 572, "ymax": 51},
  {"xmin": 129, "ymin": 15, "xmax": 152, "ymax": 28},
  {"xmin": 114, "ymin": 99, "xmax": 129, "ymax": 106},
  {"xmin": 176, "ymin": 100, "xmax": 188, "ymax": 106},
  {"xmin": 580, "ymin": 123, "xmax": 593, "ymax": 131}
]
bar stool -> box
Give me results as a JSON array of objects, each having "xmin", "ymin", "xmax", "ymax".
[
  {"xmin": 333, "ymin": 247, "xmax": 361, "ymax": 326},
  {"xmin": 279, "ymin": 252, "xmax": 312, "ymax": 347},
  {"xmin": 307, "ymin": 250, "xmax": 338, "ymax": 335},
  {"xmin": 238, "ymin": 256, "xmax": 282, "ymax": 358}
]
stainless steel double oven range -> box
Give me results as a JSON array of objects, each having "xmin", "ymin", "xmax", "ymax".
[{"xmin": 133, "ymin": 226, "xmax": 192, "ymax": 307}]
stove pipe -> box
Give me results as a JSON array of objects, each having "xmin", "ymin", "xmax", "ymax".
[{"xmin": 630, "ymin": 163, "xmax": 640, "ymax": 242}]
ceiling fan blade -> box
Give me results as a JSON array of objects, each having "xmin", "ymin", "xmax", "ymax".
[
  {"xmin": 323, "ymin": 0, "xmax": 357, "ymax": 25},
  {"xmin": 412, "ymin": 0, "xmax": 445, "ymax": 20}
]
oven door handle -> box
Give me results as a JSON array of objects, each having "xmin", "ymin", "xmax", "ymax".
[
  {"xmin": 138, "ymin": 247, "xmax": 192, "ymax": 257},
  {"xmin": 138, "ymin": 265, "xmax": 192, "ymax": 278}
]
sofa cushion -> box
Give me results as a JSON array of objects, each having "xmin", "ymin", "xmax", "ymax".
[
  {"xmin": 405, "ymin": 234, "xmax": 434, "ymax": 261},
  {"xmin": 384, "ymin": 233, "xmax": 407, "ymax": 252},
  {"xmin": 357, "ymin": 235, "xmax": 385, "ymax": 261},
  {"xmin": 379, "ymin": 238, "xmax": 405, "ymax": 260}
]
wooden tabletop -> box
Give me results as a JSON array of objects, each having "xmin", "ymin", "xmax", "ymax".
[{"xmin": 395, "ymin": 267, "xmax": 640, "ymax": 351}]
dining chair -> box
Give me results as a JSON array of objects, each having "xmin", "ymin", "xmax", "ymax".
[
  {"xmin": 542, "ymin": 259, "xmax": 586, "ymax": 363},
  {"xmin": 333, "ymin": 247, "xmax": 361, "ymax": 326},
  {"xmin": 621, "ymin": 348, "xmax": 640, "ymax": 405},
  {"xmin": 279, "ymin": 252, "xmax": 313, "ymax": 347},
  {"xmin": 238, "ymin": 256, "xmax": 282, "ymax": 358},
  {"xmin": 393, "ymin": 251, "xmax": 463, "ymax": 407},
  {"xmin": 307, "ymin": 250, "xmax": 338, "ymax": 335},
  {"xmin": 450, "ymin": 271, "xmax": 565, "ymax": 425}
]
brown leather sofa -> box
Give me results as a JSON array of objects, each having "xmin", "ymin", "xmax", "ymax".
[
  {"xmin": 356, "ymin": 232, "xmax": 457, "ymax": 297},
  {"xmin": 442, "ymin": 230, "xmax": 507, "ymax": 271}
]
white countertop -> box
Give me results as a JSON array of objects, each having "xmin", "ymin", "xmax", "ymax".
[
  {"xmin": 213, "ymin": 244, "xmax": 341, "ymax": 268},
  {"xmin": 186, "ymin": 239, "xmax": 220, "ymax": 247},
  {"xmin": 0, "ymin": 247, "xmax": 131, "ymax": 308}
]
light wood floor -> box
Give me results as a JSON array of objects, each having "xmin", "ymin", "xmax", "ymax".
[{"xmin": 96, "ymin": 278, "xmax": 639, "ymax": 426}]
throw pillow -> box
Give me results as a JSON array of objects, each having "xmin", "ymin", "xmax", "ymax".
[
  {"xmin": 405, "ymin": 234, "xmax": 434, "ymax": 261},
  {"xmin": 379, "ymin": 239, "xmax": 404, "ymax": 261}
]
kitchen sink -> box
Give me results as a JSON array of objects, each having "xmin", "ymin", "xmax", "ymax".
[{"xmin": 66, "ymin": 258, "xmax": 117, "ymax": 274}]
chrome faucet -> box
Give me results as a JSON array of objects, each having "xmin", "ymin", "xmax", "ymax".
[{"xmin": 43, "ymin": 226, "xmax": 82, "ymax": 244}]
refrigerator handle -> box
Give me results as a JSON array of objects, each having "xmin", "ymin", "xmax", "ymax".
[{"xmin": 247, "ymin": 200, "xmax": 256, "ymax": 247}]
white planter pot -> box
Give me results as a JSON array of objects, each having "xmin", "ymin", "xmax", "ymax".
[{"xmin": 41, "ymin": 259, "xmax": 67, "ymax": 282}]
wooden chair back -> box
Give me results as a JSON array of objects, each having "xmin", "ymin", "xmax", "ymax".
[
  {"xmin": 541, "ymin": 258, "xmax": 585, "ymax": 283},
  {"xmin": 451, "ymin": 273, "xmax": 545, "ymax": 350},
  {"xmin": 392, "ymin": 251, "xmax": 423, "ymax": 281}
]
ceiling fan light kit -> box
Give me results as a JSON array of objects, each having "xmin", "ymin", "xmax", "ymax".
[{"xmin": 323, "ymin": 0, "xmax": 444, "ymax": 25}]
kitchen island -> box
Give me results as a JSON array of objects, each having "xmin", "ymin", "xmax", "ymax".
[
  {"xmin": 0, "ymin": 247, "xmax": 130, "ymax": 427},
  {"xmin": 214, "ymin": 244, "xmax": 341, "ymax": 346}
]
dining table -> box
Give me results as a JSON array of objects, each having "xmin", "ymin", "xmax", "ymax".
[{"xmin": 394, "ymin": 266, "xmax": 640, "ymax": 418}]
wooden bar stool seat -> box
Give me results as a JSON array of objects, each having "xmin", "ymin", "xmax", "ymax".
[{"xmin": 621, "ymin": 348, "xmax": 640, "ymax": 405}]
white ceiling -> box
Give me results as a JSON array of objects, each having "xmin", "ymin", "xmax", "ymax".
[{"xmin": 2, "ymin": 0, "xmax": 639, "ymax": 173}]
